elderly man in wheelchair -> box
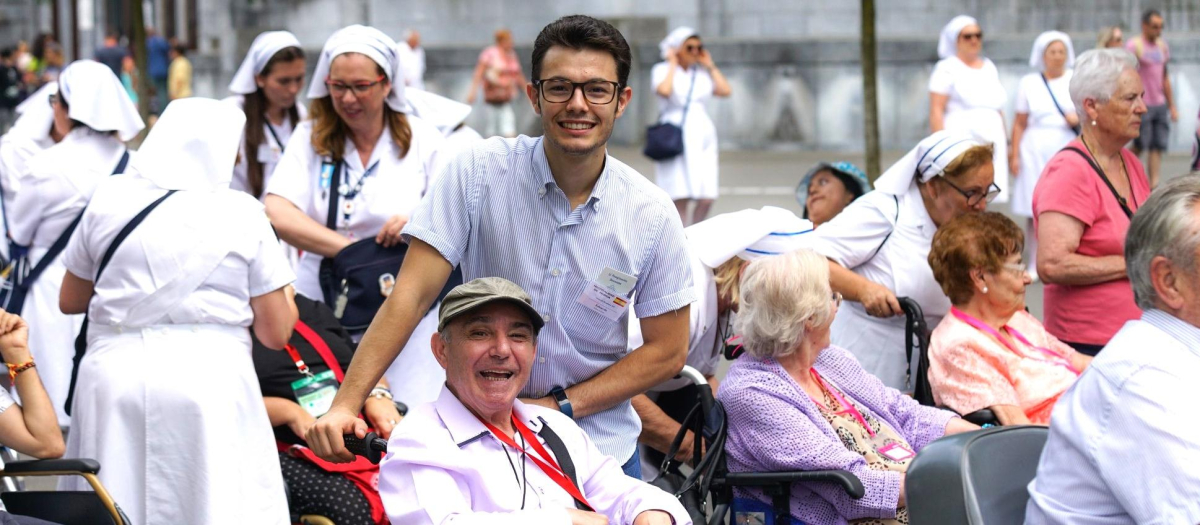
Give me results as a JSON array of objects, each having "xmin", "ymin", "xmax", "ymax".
[{"xmin": 376, "ymin": 277, "xmax": 690, "ymax": 524}]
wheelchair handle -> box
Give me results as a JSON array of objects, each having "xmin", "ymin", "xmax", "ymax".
[
  {"xmin": 343, "ymin": 432, "xmax": 389, "ymax": 465},
  {"xmin": 676, "ymin": 365, "xmax": 707, "ymax": 387}
]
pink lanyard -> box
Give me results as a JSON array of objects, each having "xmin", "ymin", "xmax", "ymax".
[
  {"xmin": 808, "ymin": 369, "xmax": 875, "ymax": 437},
  {"xmin": 950, "ymin": 307, "xmax": 1080, "ymax": 375}
]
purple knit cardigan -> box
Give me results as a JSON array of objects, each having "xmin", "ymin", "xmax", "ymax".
[{"xmin": 717, "ymin": 345, "xmax": 957, "ymax": 524}]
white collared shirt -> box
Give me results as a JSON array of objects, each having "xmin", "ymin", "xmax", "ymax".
[
  {"xmin": 1025, "ymin": 310, "xmax": 1200, "ymax": 524},
  {"xmin": 266, "ymin": 115, "xmax": 446, "ymax": 300},
  {"xmin": 380, "ymin": 386, "xmax": 690, "ymax": 524}
]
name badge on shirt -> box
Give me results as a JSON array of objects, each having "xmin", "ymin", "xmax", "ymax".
[
  {"xmin": 257, "ymin": 143, "xmax": 282, "ymax": 164},
  {"xmin": 577, "ymin": 267, "xmax": 636, "ymax": 322},
  {"xmin": 291, "ymin": 370, "xmax": 339, "ymax": 418},
  {"xmin": 878, "ymin": 442, "xmax": 916, "ymax": 462},
  {"xmin": 319, "ymin": 161, "xmax": 335, "ymax": 191}
]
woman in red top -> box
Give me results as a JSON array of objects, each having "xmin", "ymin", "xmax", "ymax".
[{"xmin": 1033, "ymin": 48, "xmax": 1150, "ymax": 355}]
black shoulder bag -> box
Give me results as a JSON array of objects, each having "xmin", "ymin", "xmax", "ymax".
[
  {"xmin": 1042, "ymin": 74, "xmax": 1082, "ymax": 136},
  {"xmin": 0, "ymin": 151, "xmax": 130, "ymax": 315},
  {"xmin": 643, "ymin": 69, "xmax": 697, "ymax": 161},
  {"xmin": 317, "ymin": 160, "xmax": 462, "ymax": 333},
  {"xmin": 64, "ymin": 189, "xmax": 176, "ymax": 416},
  {"xmin": 1062, "ymin": 146, "xmax": 1135, "ymax": 219}
]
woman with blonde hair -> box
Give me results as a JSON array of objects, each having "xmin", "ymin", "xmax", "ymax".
[{"xmin": 265, "ymin": 25, "xmax": 446, "ymax": 405}]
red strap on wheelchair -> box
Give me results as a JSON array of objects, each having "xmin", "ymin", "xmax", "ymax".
[{"xmin": 292, "ymin": 320, "xmax": 345, "ymax": 383}]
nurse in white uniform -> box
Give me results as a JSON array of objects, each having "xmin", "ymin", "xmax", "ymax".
[
  {"xmin": 8, "ymin": 61, "xmax": 142, "ymax": 428},
  {"xmin": 404, "ymin": 85, "xmax": 483, "ymax": 162},
  {"xmin": 265, "ymin": 25, "xmax": 446, "ymax": 406},
  {"xmin": 1, "ymin": 82, "xmax": 62, "ymax": 258},
  {"xmin": 58, "ymin": 98, "xmax": 297, "ymax": 525},
  {"xmin": 1010, "ymin": 31, "xmax": 1078, "ymax": 276},
  {"xmin": 810, "ymin": 131, "xmax": 997, "ymax": 391},
  {"xmin": 226, "ymin": 31, "xmax": 308, "ymax": 201},
  {"xmin": 652, "ymin": 27, "xmax": 732, "ymax": 226},
  {"xmin": 929, "ymin": 15, "xmax": 1010, "ymax": 205},
  {"xmin": 632, "ymin": 206, "xmax": 813, "ymax": 477}
]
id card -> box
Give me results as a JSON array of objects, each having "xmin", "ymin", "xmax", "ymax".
[
  {"xmin": 879, "ymin": 442, "xmax": 916, "ymax": 462},
  {"xmin": 319, "ymin": 161, "xmax": 335, "ymax": 190},
  {"xmin": 577, "ymin": 267, "xmax": 637, "ymax": 322},
  {"xmin": 257, "ymin": 143, "xmax": 282, "ymax": 164},
  {"xmin": 291, "ymin": 370, "xmax": 339, "ymax": 418}
]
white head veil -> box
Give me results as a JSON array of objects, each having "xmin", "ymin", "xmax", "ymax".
[
  {"xmin": 659, "ymin": 27, "xmax": 698, "ymax": 60},
  {"xmin": 403, "ymin": 88, "xmax": 471, "ymax": 137},
  {"xmin": 686, "ymin": 206, "xmax": 815, "ymax": 268},
  {"xmin": 228, "ymin": 31, "xmax": 303, "ymax": 95},
  {"xmin": 1029, "ymin": 30, "xmax": 1076, "ymax": 71},
  {"xmin": 938, "ymin": 15, "xmax": 978, "ymax": 60},
  {"xmin": 8, "ymin": 82, "xmax": 57, "ymax": 142},
  {"xmin": 873, "ymin": 130, "xmax": 986, "ymax": 195},
  {"xmin": 57, "ymin": 60, "xmax": 144, "ymax": 141},
  {"xmin": 131, "ymin": 98, "xmax": 246, "ymax": 191},
  {"xmin": 307, "ymin": 25, "xmax": 406, "ymax": 112}
]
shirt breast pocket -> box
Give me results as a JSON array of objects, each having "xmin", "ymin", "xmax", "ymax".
[{"xmin": 563, "ymin": 267, "xmax": 639, "ymax": 356}]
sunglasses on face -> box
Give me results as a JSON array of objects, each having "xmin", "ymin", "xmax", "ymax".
[
  {"xmin": 960, "ymin": 32, "xmax": 983, "ymax": 41},
  {"xmin": 684, "ymin": 44, "xmax": 704, "ymax": 53}
]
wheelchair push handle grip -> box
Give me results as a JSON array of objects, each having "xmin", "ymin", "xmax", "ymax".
[{"xmin": 342, "ymin": 432, "xmax": 389, "ymax": 465}]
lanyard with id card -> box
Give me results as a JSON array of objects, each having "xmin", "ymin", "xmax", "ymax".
[
  {"xmin": 284, "ymin": 320, "xmax": 347, "ymax": 418},
  {"xmin": 577, "ymin": 267, "xmax": 637, "ymax": 322}
]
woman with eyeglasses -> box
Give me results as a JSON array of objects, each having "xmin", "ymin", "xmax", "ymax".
[
  {"xmin": 927, "ymin": 212, "xmax": 1092, "ymax": 425},
  {"xmin": 651, "ymin": 27, "xmax": 732, "ymax": 226},
  {"xmin": 265, "ymin": 26, "xmax": 446, "ymax": 405},
  {"xmin": 7, "ymin": 60, "xmax": 142, "ymax": 429},
  {"xmin": 929, "ymin": 15, "xmax": 1009, "ymax": 207},
  {"xmin": 809, "ymin": 131, "xmax": 997, "ymax": 391},
  {"xmin": 225, "ymin": 31, "xmax": 307, "ymax": 201},
  {"xmin": 1032, "ymin": 49, "xmax": 1150, "ymax": 356}
]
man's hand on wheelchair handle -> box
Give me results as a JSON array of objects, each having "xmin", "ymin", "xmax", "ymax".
[{"xmin": 306, "ymin": 406, "xmax": 368, "ymax": 463}]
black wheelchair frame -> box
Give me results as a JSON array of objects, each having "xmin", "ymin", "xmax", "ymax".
[{"xmin": 899, "ymin": 296, "xmax": 998, "ymax": 426}]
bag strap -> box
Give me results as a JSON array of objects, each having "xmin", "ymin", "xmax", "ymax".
[
  {"xmin": 1040, "ymin": 74, "xmax": 1074, "ymax": 126},
  {"xmin": 19, "ymin": 150, "xmax": 130, "ymax": 287},
  {"xmin": 679, "ymin": 69, "xmax": 698, "ymax": 126},
  {"xmin": 1062, "ymin": 146, "xmax": 1134, "ymax": 219},
  {"xmin": 324, "ymin": 160, "xmax": 344, "ymax": 231},
  {"xmin": 536, "ymin": 417, "xmax": 589, "ymax": 511},
  {"xmin": 868, "ymin": 194, "xmax": 901, "ymax": 262},
  {"xmin": 64, "ymin": 188, "xmax": 177, "ymax": 416},
  {"xmin": 293, "ymin": 319, "xmax": 345, "ymax": 383}
]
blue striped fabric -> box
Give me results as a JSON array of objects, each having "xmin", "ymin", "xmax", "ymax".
[{"xmin": 403, "ymin": 135, "xmax": 696, "ymax": 461}]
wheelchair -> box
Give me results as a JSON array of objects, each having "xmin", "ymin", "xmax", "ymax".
[
  {"xmin": 0, "ymin": 457, "xmax": 130, "ymax": 525},
  {"xmin": 898, "ymin": 296, "xmax": 999, "ymax": 426}
]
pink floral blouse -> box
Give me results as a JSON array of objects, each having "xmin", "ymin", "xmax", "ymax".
[{"xmin": 928, "ymin": 310, "xmax": 1080, "ymax": 424}]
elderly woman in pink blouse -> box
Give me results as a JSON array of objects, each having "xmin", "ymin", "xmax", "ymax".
[
  {"xmin": 927, "ymin": 212, "xmax": 1093, "ymax": 425},
  {"xmin": 719, "ymin": 249, "xmax": 976, "ymax": 525}
]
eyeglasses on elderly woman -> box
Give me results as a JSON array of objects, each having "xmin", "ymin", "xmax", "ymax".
[{"xmin": 941, "ymin": 178, "xmax": 1002, "ymax": 206}]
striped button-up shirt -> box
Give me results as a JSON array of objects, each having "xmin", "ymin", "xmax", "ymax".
[
  {"xmin": 1025, "ymin": 309, "xmax": 1200, "ymax": 524},
  {"xmin": 403, "ymin": 135, "xmax": 695, "ymax": 461}
]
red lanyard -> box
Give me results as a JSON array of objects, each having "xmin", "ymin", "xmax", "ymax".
[
  {"xmin": 808, "ymin": 369, "xmax": 875, "ymax": 437},
  {"xmin": 283, "ymin": 320, "xmax": 346, "ymax": 382},
  {"xmin": 950, "ymin": 307, "xmax": 1080, "ymax": 375},
  {"xmin": 477, "ymin": 413, "xmax": 594, "ymax": 512}
]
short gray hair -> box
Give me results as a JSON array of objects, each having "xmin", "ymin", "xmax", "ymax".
[
  {"xmin": 1069, "ymin": 48, "xmax": 1138, "ymax": 110},
  {"xmin": 1126, "ymin": 176, "xmax": 1200, "ymax": 310},
  {"xmin": 733, "ymin": 249, "xmax": 833, "ymax": 360}
]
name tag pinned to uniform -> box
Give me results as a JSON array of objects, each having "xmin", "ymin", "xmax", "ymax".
[
  {"xmin": 257, "ymin": 143, "xmax": 282, "ymax": 164},
  {"xmin": 577, "ymin": 267, "xmax": 637, "ymax": 322}
]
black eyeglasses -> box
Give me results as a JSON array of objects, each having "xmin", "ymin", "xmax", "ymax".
[
  {"xmin": 941, "ymin": 178, "xmax": 1001, "ymax": 206},
  {"xmin": 47, "ymin": 93, "xmax": 58, "ymax": 106},
  {"xmin": 960, "ymin": 31, "xmax": 984, "ymax": 41},
  {"xmin": 534, "ymin": 79, "xmax": 621, "ymax": 105}
]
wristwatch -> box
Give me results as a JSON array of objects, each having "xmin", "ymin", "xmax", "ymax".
[{"xmin": 549, "ymin": 386, "xmax": 573, "ymax": 419}]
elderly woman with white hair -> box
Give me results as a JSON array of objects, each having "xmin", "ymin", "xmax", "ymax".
[
  {"xmin": 651, "ymin": 27, "xmax": 732, "ymax": 226},
  {"xmin": 58, "ymin": 98, "xmax": 298, "ymax": 524},
  {"xmin": 1010, "ymin": 31, "xmax": 1078, "ymax": 277},
  {"xmin": 929, "ymin": 15, "xmax": 1009, "ymax": 205},
  {"xmin": 718, "ymin": 249, "xmax": 975, "ymax": 525},
  {"xmin": 7, "ymin": 61, "xmax": 142, "ymax": 429},
  {"xmin": 1033, "ymin": 48, "xmax": 1150, "ymax": 356},
  {"xmin": 810, "ymin": 130, "xmax": 997, "ymax": 390}
]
